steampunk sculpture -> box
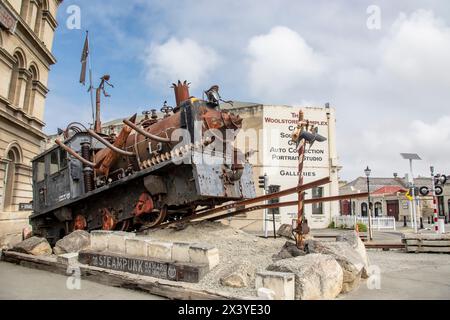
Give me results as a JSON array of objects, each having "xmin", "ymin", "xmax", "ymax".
[{"xmin": 30, "ymin": 81, "xmax": 256, "ymax": 245}]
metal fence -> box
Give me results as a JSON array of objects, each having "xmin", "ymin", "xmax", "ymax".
[{"xmin": 334, "ymin": 215, "xmax": 396, "ymax": 231}]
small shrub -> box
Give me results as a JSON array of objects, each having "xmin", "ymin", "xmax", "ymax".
[
  {"xmin": 357, "ymin": 222, "xmax": 367, "ymax": 232},
  {"xmin": 328, "ymin": 221, "xmax": 336, "ymax": 229}
]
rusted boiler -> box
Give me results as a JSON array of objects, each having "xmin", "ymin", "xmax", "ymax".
[{"xmin": 30, "ymin": 81, "xmax": 255, "ymax": 245}]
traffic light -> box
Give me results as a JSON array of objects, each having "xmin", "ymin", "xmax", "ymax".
[{"xmin": 258, "ymin": 174, "xmax": 268, "ymax": 190}]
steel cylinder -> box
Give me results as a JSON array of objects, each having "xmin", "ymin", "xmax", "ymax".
[{"xmin": 81, "ymin": 142, "xmax": 94, "ymax": 192}]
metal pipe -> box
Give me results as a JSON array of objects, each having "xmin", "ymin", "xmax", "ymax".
[
  {"xmin": 55, "ymin": 139, "xmax": 96, "ymax": 167},
  {"xmin": 155, "ymin": 177, "xmax": 331, "ymax": 229},
  {"xmin": 123, "ymin": 119, "xmax": 171, "ymax": 143},
  {"xmin": 87, "ymin": 129, "xmax": 135, "ymax": 156},
  {"xmin": 207, "ymin": 192, "xmax": 370, "ymax": 222}
]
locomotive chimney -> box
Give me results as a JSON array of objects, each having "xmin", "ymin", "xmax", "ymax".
[{"xmin": 171, "ymin": 80, "xmax": 190, "ymax": 107}]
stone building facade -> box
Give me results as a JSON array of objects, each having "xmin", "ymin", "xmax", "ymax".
[
  {"xmin": 339, "ymin": 176, "xmax": 450, "ymax": 223},
  {"xmin": 0, "ymin": 0, "xmax": 61, "ymax": 247}
]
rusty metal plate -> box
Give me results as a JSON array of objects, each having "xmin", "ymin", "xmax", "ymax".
[
  {"xmin": 78, "ymin": 250, "xmax": 208, "ymax": 283},
  {"xmin": 240, "ymin": 163, "xmax": 257, "ymax": 199}
]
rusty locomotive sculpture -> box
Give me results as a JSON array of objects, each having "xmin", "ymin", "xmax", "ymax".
[{"xmin": 30, "ymin": 81, "xmax": 256, "ymax": 245}]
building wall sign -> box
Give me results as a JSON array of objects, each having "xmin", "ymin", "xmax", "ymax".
[
  {"xmin": 0, "ymin": 2, "xmax": 17, "ymax": 32},
  {"xmin": 262, "ymin": 106, "xmax": 338, "ymax": 229}
]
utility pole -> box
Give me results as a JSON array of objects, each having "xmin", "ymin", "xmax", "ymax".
[
  {"xmin": 430, "ymin": 166, "xmax": 440, "ymax": 234},
  {"xmin": 364, "ymin": 166, "xmax": 373, "ymax": 241},
  {"xmin": 258, "ymin": 174, "xmax": 268, "ymax": 238},
  {"xmin": 400, "ymin": 153, "xmax": 421, "ymax": 232}
]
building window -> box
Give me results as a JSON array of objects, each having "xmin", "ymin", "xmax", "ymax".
[
  {"xmin": 311, "ymin": 187, "xmax": 323, "ymax": 215},
  {"xmin": 374, "ymin": 202, "xmax": 382, "ymax": 217},
  {"xmin": 3, "ymin": 146, "xmax": 21, "ymax": 211},
  {"xmin": 8, "ymin": 50, "xmax": 27, "ymax": 107},
  {"xmin": 23, "ymin": 64, "xmax": 39, "ymax": 115},
  {"xmin": 361, "ymin": 202, "xmax": 368, "ymax": 217}
]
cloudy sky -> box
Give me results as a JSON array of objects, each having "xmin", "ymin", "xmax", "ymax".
[{"xmin": 46, "ymin": 0, "xmax": 450, "ymax": 180}]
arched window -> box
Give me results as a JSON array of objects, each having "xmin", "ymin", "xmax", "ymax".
[
  {"xmin": 33, "ymin": 0, "xmax": 49, "ymax": 39},
  {"xmin": 23, "ymin": 64, "xmax": 39, "ymax": 114},
  {"xmin": 8, "ymin": 50, "xmax": 26, "ymax": 107},
  {"xmin": 374, "ymin": 202, "xmax": 382, "ymax": 217},
  {"xmin": 361, "ymin": 202, "xmax": 368, "ymax": 217},
  {"xmin": 20, "ymin": 0, "xmax": 31, "ymax": 20},
  {"xmin": 3, "ymin": 145, "xmax": 22, "ymax": 211}
]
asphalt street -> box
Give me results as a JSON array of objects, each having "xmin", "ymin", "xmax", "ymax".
[{"xmin": 0, "ymin": 261, "xmax": 164, "ymax": 300}]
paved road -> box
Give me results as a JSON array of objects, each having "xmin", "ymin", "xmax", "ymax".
[
  {"xmin": 0, "ymin": 261, "xmax": 164, "ymax": 300},
  {"xmin": 341, "ymin": 251, "xmax": 450, "ymax": 300}
]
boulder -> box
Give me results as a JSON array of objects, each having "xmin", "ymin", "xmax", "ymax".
[
  {"xmin": 220, "ymin": 261, "xmax": 256, "ymax": 288},
  {"xmin": 336, "ymin": 230, "xmax": 370, "ymax": 278},
  {"xmin": 53, "ymin": 230, "xmax": 91, "ymax": 255},
  {"xmin": 272, "ymin": 241, "xmax": 306, "ymax": 261},
  {"xmin": 12, "ymin": 236, "xmax": 52, "ymax": 256},
  {"xmin": 267, "ymin": 253, "xmax": 343, "ymax": 300},
  {"xmin": 277, "ymin": 224, "xmax": 294, "ymax": 239},
  {"xmin": 306, "ymin": 239, "xmax": 364, "ymax": 293}
]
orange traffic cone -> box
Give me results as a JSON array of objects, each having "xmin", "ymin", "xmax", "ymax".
[{"xmin": 355, "ymin": 223, "xmax": 359, "ymax": 234}]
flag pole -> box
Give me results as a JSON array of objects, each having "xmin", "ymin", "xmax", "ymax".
[{"xmin": 86, "ymin": 30, "xmax": 95, "ymax": 127}]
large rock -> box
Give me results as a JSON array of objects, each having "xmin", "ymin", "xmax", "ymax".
[
  {"xmin": 267, "ymin": 253, "xmax": 343, "ymax": 300},
  {"xmin": 220, "ymin": 261, "xmax": 256, "ymax": 288},
  {"xmin": 336, "ymin": 230, "xmax": 370, "ymax": 278},
  {"xmin": 306, "ymin": 240, "xmax": 364, "ymax": 293},
  {"xmin": 272, "ymin": 241, "xmax": 306, "ymax": 261},
  {"xmin": 12, "ymin": 236, "xmax": 52, "ymax": 256},
  {"xmin": 53, "ymin": 230, "xmax": 91, "ymax": 255},
  {"xmin": 277, "ymin": 224, "xmax": 294, "ymax": 239}
]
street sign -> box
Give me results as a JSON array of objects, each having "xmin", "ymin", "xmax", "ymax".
[
  {"xmin": 405, "ymin": 190, "xmax": 413, "ymax": 201},
  {"xmin": 19, "ymin": 203, "xmax": 33, "ymax": 211}
]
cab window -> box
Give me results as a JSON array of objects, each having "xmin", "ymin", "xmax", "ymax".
[
  {"xmin": 59, "ymin": 149, "xmax": 67, "ymax": 169},
  {"xmin": 49, "ymin": 150, "xmax": 59, "ymax": 175},
  {"xmin": 35, "ymin": 157, "xmax": 45, "ymax": 182}
]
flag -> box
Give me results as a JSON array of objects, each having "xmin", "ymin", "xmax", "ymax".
[{"xmin": 79, "ymin": 31, "xmax": 89, "ymax": 85}]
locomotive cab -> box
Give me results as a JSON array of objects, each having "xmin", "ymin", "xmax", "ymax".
[{"xmin": 32, "ymin": 133, "xmax": 97, "ymax": 214}]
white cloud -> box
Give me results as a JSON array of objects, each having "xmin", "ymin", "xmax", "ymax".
[
  {"xmin": 338, "ymin": 116, "xmax": 450, "ymax": 180},
  {"xmin": 144, "ymin": 37, "xmax": 220, "ymax": 89},
  {"xmin": 246, "ymin": 26, "xmax": 327, "ymax": 101},
  {"xmin": 380, "ymin": 10, "xmax": 450, "ymax": 90}
]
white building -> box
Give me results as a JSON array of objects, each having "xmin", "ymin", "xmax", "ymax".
[{"xmin": 221, "ymin": 102, "xmax": 340, "ymax": 232}]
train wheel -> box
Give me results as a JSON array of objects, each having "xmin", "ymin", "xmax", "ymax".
[
  {"xmin": 73, "ymin": 214, "xmax": 87, "ymax": 230},
  {"xmin": 115, "ymin": 218, "xmax": 132, "ymax": 231},
  {"xmin": 101, "ymin": 208, "xmax": 117, "ymax": 230},
  {"xmin": 139, "ymin": 205, "xmax": 167, "ymax": 229}
]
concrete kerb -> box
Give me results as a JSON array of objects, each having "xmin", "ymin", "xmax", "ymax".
[
  {"xmin": 90, "ymin": 230, "xmax": 114, "ymax": 251},
  {"xmin": 255, "ymin": 271, "xmax": 295, "ymax": 300},
  {"xmin": 189, "ymin": 243, "xmax": 220, "ymax": 270},
  {"xmin": 56, "ymin": 252, "xmax": 79, "ymax": 266},
  {"xmin": 89, "ymin": 231, "xmax": 220, "ymax": 270}
]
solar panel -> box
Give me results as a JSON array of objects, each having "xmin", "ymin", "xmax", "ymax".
[{"xmin": 400, "ymin": 153, "xmax": 421, "ymax": 160}]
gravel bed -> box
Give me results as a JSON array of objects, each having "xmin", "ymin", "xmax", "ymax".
[{"xmin": 143, "ymin": 221, "xmax": 287, "ymax": 297}]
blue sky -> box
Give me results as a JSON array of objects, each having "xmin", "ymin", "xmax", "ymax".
[{"xmin": 45, "ymin": 0, "xmax": 450, "ymax": 180}]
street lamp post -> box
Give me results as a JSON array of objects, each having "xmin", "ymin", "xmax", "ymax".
[
  {"xmin": 400, "ymin": 153, "xmax": 422, "ymax": 233},
  {"xmin": 364, "ymin": 166, "xmax": 373, "ymax": 241}
]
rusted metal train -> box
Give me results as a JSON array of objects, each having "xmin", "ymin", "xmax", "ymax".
[{"xmin": 30, "ymin": 81, "xmax": 256, "ymax": 245}]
